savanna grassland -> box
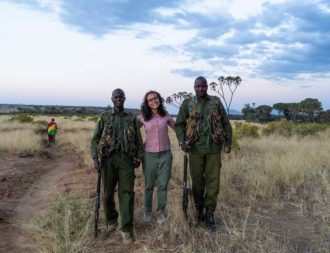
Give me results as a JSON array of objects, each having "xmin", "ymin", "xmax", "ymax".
[{"xmin": 0, "ymin": 114, "xmax": 329, "ymax": 253}]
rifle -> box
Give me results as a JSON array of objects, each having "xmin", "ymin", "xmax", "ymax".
[
  {"xmin": 182, "ymin": 152, "xmax": 189, "ymax": 221},
  {"xmin": 94, "ymin": 171, "xmax": 101, "ymax": 238}
]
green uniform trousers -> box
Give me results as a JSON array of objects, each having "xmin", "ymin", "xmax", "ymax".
[
  {"xmin": 101, "ymin": 152, "xmax": 135, "ymax": 233},
  {"xmin": 143, "ymin": 151, "xmax": 172, "ymax": 212},
  {"xmin": 189, "ymin": 152, "xmax": 221, "ymax": 209}
]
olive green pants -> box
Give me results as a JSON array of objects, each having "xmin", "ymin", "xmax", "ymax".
[
  {"xmin": 101, "ymin": 152, "xmax": 135, "ymax": 233},
  {"xmin": 143, "ymin": 151, "xmax": 172, "ymax": 212},
  {"xmin": 189, "ymin": 153, "xmax": 221, "ymax": 209}
]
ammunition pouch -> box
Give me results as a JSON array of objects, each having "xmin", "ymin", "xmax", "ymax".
[
  {"xmin": 124, "ymin": 123, "xmax": 138, "ymax": 158},
  {"xmin": 210, "ymin": 110, "xmax": 224, "ymax": 144},
  {"xmin": 185, "ymin": 112, "xmax": 200, "ymax": 145},
  {"xmin": 98, "ymin": 123, "xmax": 114, "ymax": 157}
]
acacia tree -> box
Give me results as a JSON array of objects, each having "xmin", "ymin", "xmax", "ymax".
[
  {"xmin": 241, "ymin": 103, "xmax": 256, "ymax": 121},
  {"xmin": 165, "ymin": 92, "xmax": 193, "ymax": 108},
  {"xmin": 273, "ymin": 103, "xmax": 287, "ymax": 115},
  {"xmin": 209, "ymin": 75, "xmax": 242, "ymax": 115},
  {"xmin": 299, "ymin": 98, "xmax": 322, "ymax": 122},
  {"xmin": 273, "ymin": 98, "xmax": 322, "ymax": 122},
  {"xmin": 255, "ymin": 105, "xmax": 273, "ymax": 122}
]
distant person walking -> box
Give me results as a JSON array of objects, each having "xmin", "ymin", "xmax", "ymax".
[
  {"xmin": 175, "ymin": 76, "xmax": 232, "ymax": 231},
  {"xmin": 47, "ymin": 118, "xmax": 57, "ymax": 145},
  {"xmin": 138, "ymin": 91, "xmax": 175, "ymax": 224},
  {"xmin": 90, "ymin": 88, "xmax": 143, "ymax": 245}
]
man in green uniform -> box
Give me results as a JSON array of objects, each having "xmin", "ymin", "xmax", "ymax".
[
  {"xmin": 175, "ymin": 76, "xmax": 232, "ymax": 231},
  {"xmin": 90, "ymin": 88, "xmax": 143, "ymax": 244}
]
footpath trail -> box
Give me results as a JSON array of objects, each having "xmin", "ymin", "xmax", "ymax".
[
  {"xmin": 0, "ymin": 143, "xmax": 92, "ymax": 253},
  {"xmin": 0, "ymin": 141, "xmax": 153, "ymax": 253},
  {"xmin": 0, "ymin": 140, "xmax": 320, "ymax": 252}
]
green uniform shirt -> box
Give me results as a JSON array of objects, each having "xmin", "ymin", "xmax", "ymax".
[
  {"xmin": 90, "ymin": 110, "xmax": 143, "ymax": 159},
  {"xmin": 175, "ymin": 95, "xmax": 232, "ymax": 154}
]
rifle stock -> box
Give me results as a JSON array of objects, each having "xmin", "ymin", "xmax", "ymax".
[
  {"xmin": 94, "ymin": 172, "xmax": 101, "ymax": 238},
  {"xmin": 182, "ymin": 153, "xmax": 189, "ymax": 221}
]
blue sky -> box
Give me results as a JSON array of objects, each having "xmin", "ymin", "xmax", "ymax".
[{"xmin": 1, "ymin": 0, "xmax": 329, "ymax": 113}]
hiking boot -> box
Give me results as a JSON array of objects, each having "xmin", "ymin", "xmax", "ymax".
[
  {"xmin": 106, "ymin": 222, "xmax": 118, "ymax": 234},
  {"xmin": 156, "ymin": 211, "xmax": 166, "ymax": 224},
  {"xmin": 143, "ymin": 210, "xmax": 151, "ymax": 222},
  {"xmin": 205, "ymin": 208, "xmax": 217, "ymax": 232},
  {"xmin": 121, "ymin": 231, "xmax": 134, "ymax": 245},
  {"xmin": 196, "ymin": 206, "xmax": 205, "ymax": 223}
]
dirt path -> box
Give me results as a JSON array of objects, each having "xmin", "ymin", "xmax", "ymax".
[
  {"xmin": 0, "ymin": 143, "xmax": 89, "ymax": 253},
  {"xmin": 0, "ymin": 142, "xmax": 149, "ymax": 253},
  {"xmin": 1, "ymin": 141, "xmax": 322, "ymax": 253}
]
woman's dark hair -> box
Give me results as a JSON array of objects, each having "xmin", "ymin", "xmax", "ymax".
[{"xmin": 141, "ymin": 90, "xmax": 167, "ymax": 121}]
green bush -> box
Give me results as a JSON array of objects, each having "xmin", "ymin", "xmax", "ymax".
[
  {"xmin": 316, "ymin": 110, "xmax": 330, "ymax": 123},
  {"xmin": 88, "ymin": 115, "xmax": 99, "ymax": 122},
  {"xmin": 9, "ymin": 113, "xmax": 34, "ymax": 123},
  {"xmin": 231, "ymin": 132, "xmax": 240, "ymax": 150},
  {"xmin": 28, "ymin": 195, "xmax": 92, "ymax": 252},
  {"xmin": 74, "ymin": 116, "xmax": 86, "ymax": 121},
  {"xmin": 262, "ymin": 119, "xmax": 293, "ymax": 136},
  {"xmin": 234, "ymin": 122, "xmax": 259, "ymax": 139},
  {"xmin": 33, "ymin": 120, "xmax": 48, "ymax": 126},
  {"xmin": 262, "ymin": 119, "xmax": 327, "ymax": 136},
  {"xmin": 294, "ymin": 123, "xmax": 327, "ymax": 136}
]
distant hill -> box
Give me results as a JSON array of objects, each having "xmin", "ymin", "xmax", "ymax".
[
  {"xmin": 0, "ymin": 104, "xmax": 140, "ymax": 115},
  {"xmin": 229, "ymin": 109, "xmax": 242, "ymax": 115},
  {"xmin": 0, "ymin": 104, "xmax": 243, "ymax": 118}
]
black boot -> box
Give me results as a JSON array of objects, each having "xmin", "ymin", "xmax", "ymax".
[
  {"xmin": 205, "ymin": 207, "xmax": 216, "ymax": 232},
  {"xmin": 196, "ymin": 206, "xmax": 205, "ymax": 223}
]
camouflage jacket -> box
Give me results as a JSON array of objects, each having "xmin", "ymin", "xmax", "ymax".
[
  {"xmin": 90, "ymin": 111, "xmax": 143, "ymax": 159},
  {"xmin": 175, "ymin": 95, "xmax": 232, "ymax": 154}
]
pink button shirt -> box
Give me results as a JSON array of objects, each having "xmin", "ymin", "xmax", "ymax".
[{"xmin": 138, "ymin": 113, "xmax": 175, "ymax": 153}]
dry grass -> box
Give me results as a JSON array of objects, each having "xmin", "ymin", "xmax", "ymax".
[
  {"xmin": 2, "ymin": 115, "xmax": 329, "ymax": 252},
  {"xmin": 26, "ymin": 194, "xmax": 93, "ymax": 253},
  {"xmin": 0, "ymin": 116, "xmax": 42, "ymax": 152}
]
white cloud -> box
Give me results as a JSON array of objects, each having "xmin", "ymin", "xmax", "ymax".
[{"xmin": 1, "ymin": 0, "xmax": 330, "ymax": 111}]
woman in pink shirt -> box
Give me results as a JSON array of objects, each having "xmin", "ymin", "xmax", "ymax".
[{"xmin": 139, "ymin": 91, "xmax": 175, "ymax": 224}]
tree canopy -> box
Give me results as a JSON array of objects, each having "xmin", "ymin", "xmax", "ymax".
[
  {"xmin": 165, "ymin": 92, "xmax": 193, "ymax": 108},
  {"xmin": 209, "ymin": 75, "xmax": 242, "ymax": 115},
  {"xmin": 273, "ymin": 98, "xmax": 322, "ymax": 122}
]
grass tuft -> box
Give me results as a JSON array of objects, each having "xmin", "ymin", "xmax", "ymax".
[{"xmin": 27, "ymin": 195, "xmax": 93, "ymax": 253}]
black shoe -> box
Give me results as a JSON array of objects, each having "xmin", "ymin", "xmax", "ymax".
[
  {"xmin": 205, "ymin": 208, "xmax": 217, "ymax": 232},
  {"xmin": 197, "ymin": 213, "xmax": 205, "ymax": 223},
  {"xmin": 205, "ymin": 216, "xmax": 216, "ymax": 232},
  {"xmin": 196, "ymin": 206, "xmax": 205, "ymax": 223}
]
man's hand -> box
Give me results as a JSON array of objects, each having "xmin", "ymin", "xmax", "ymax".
[
  {"xmin": 133, "ymin": 158, "xmax": 141, "ymax": 168},
  {"xmin": 180, "ymin": 143, "xmax": 191, "ymax": 153},
  {"xmin": 93, "ymin": 158, "xmax": 101, "ymax": 173},
  {"xmin": 223, "ymin": 143, "xmax": 231, "ymax": 154}
]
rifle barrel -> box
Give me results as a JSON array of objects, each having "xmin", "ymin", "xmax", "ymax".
[
  {"xmin": 94, "ymin": 172, "xmax": 101, "ymax": 238},
  {"xmin": 183, "ymin": 153, "xmax": 189, "ymax": 221}
]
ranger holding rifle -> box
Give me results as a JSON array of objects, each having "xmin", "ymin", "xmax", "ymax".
[
  {"xmin": 175, "ymin": 76, "xmax": 232, "ymax": 231},
  {"xmin": 90, "ymin": 88, "xmax": 143, "ymax": 245}
]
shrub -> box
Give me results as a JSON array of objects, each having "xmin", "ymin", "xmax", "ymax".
[
  {"xmin": 294, "ymin": 123, "xmax": 327, "ymax": 136},
  {"xmin": 33, "ymin": 120, "xmax": 48, "ymax": 126},
  {"xmin": 316, "ymin": 110, "xmax": 330, "ymax": 123},
  {"xmin": 262, "ymin": 120, "xmax": 328, "ymax": 136},
  {"xmin": 9, "ymin": 113, "xmax": 34, "ymax": 123},
  {"xmin": 88, "ymin": 115, "xmax": 99, "ymax": 122},
  {"xmin": 28, "ymin": 195, "xmax": 92, "ymax": 253},
  {"xmin": 234, "ymin": 122, "xmax": 259, "ymax": 139},
  {"xmin": 262, "ymin": 119, "xmax": 293, "ymax": 136},
  {"xmin": 74, "ymin": 116, "xmax": 86, "ymax": 121},
  {"xmin": 231, "ymin": 132, "xmax": 240, "ymax": 150}
]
